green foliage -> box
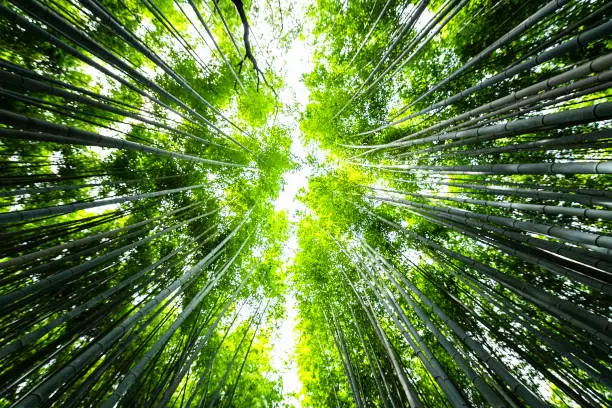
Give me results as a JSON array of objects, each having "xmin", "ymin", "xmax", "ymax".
[
  {"xmin": 1, "ymin": 0, "xmax": 611, "ymax": 407},
  {"xmin": 295, "ymin": 0, "xmax": 612, "ymax": 406}
]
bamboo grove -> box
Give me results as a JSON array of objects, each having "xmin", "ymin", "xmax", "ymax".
[
  {"xmin": 0, "ymin": 0, "xmax": 291, "ymax": 406},
  {"xmin": 0, "ymin": 0, "xmax": 610, "ymax": 407},
  {"xmin": 295, "ymin": 0, "xmax": 611, "ymax": 407}
]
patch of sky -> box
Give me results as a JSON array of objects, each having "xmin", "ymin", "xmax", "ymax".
[{"xmin": 246, "ymin": 0, "xmax": 327, "ymax": 405}]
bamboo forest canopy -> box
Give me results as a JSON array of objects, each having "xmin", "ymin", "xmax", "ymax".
[{"xmin": 0, "ymin": 0, "xmax": 610, "ymax": 406}]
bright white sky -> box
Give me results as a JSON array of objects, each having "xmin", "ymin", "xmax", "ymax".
[
  {"xmin": 248, "ymin": 1, "xmax": 318, "ymax": 405},
  {"xmin": 267, "ymin": 33, "xmax": 312, "ymax": 404}
]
